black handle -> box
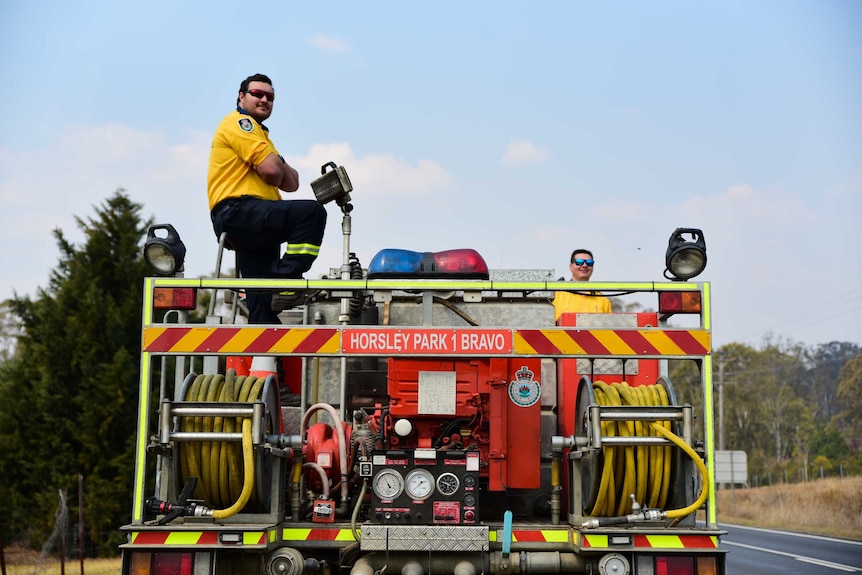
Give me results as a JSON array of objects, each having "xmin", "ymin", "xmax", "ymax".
[{"xmin": 321, "ymin": 161, "xmax": 337, "ymax": 175}]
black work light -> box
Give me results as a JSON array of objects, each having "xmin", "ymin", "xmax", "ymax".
[
  {"xmin": 664, "ymin": 228, "xmax": 707, "ymax": 281},
  {"xmin": 144, "ymin": 224, "xmax": 187, "ymax": 276}
]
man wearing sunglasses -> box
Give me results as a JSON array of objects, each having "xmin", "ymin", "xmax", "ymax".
[
  {"xmin": 208, "ymin": 73, "xmax": 327, "ymax": 324},
  {"xmin": 552, "ymin": 249, "xmax": 612, "ymax": 321}
]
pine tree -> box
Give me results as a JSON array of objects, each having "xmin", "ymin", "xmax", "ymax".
[{"xmin": 0, "ymin": 190, "xmax": 153, "ymax": 555}]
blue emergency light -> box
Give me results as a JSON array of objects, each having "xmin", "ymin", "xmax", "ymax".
[{"xmin": 367, "ymin": 248, "xmax": 489, "ymax": 279}]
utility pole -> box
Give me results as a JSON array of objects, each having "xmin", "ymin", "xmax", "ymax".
[{"xmin": 718, "ymin": 359, "xmax": 725, "ymax": 452}]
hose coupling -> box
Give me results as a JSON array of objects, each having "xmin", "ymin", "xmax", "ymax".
[{"xmin": 580, "ymin": 508, "xmax": 667, "ymax": 529}]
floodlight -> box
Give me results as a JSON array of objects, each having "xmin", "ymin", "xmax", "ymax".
[
  {"xmin": 664, "ymin": 228, "xmax": 707, "ymax": 281},
  {"xmin": 144, "ymin": 224, "xmax": 187, "ymax": 276}
]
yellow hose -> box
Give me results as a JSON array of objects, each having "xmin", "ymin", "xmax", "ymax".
[
  {"xmin": 587, "ymin": 380, "xmax": 707, "ymax": 521},
  {"xmin": 650, "ymin": 423, "xmax": 709, "ymax": 519},
  {"xmin": 179, "ymin": 371, "xmax": 265, "ymax": 519}
]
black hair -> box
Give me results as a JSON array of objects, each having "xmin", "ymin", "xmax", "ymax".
[
  {"xmin": 236, "ymin": 73, "xmax": 273, "ymax": 106},
  {"xmin": 570, "ymin": 249, "xmax": 594, "ymax": 263}
]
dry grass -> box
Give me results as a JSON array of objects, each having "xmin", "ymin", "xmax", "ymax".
[
  {"xmin": 715, "ymin": 475, "xmax": 862, "ymax": 541},
  {"xmin": 1, "ymin": 545, "xmax": 121, "ymax": 575}
]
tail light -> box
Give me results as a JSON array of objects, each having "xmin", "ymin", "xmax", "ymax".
[
  {"xmin": 658, "ymin": 291, "xmax": 702, "ymax": 314},
  {"xmin": 153, "ymin": 287, "xmax": 197, "ymax": 310},
  {"xmin": 636, "ymin": 554, "xmax": 718, "ymax": 575},
  {"xmin": 127, "ymin": 551, "xmax": 194, "ymax": 575},
  {"xmin": 154, "ymin": 552, "xmax": 193, "ymax": 575}
]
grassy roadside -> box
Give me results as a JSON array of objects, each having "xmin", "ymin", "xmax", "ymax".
[{"xmin": 714, "ymin": 475, "xmax": 862, "ymax": 541}]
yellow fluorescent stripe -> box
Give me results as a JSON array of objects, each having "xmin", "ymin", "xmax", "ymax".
[
  {"xmin": 489, "ymin": 531, "xmax": 498, "ymax": 542},
  {"xmin": 283, "ymin": 528, "xmax": 311, "ymax": 541},
  {"xmin": 584, "ymin": 534, "xmax": 608, "ymax": 547},
  {"xmin": 646, "ymin": 535, "xmax": 685, "ymax": 549},
  {"xmin": 165, "ymin": 532, "xmax": 204, "ymax": 545},
  {"xmin": 243, "ymin": 532, "xmax": 264, "ymax": 545},
  {"xmin": 541, "ymin": 530, "xmax": 570, "ymax": 543},
  {"xmin": 133, "ymin": 355, "xmax": 152, "ymax": 522},
  {"xmin": 335, "ymin": 530, "xmax": 357, "ymax": 541}
]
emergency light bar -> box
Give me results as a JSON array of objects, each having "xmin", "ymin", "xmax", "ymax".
[{"xmin": 367, "ymin": 248, "xmax": 489, "ymax": 279}]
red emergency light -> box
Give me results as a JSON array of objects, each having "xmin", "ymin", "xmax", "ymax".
[{"xmin": 367, "ymin": 248, "xmax": 489, "ymax": 279}]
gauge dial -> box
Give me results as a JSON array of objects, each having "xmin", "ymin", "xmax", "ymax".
[
  {"xmin": 436, "ymin": 472, "xmax": 460, "ymax": 496},
  {"xmin": 463, "ymin": 493, "xmax": 476, "ymax": 507},
  {"xmin": 405, "ymin": 469, "xmax": 435, "ymax": 500},
  {"xmin": 372, "ymin": 469, "xmax": 404, "ymax": 500},
  {"xmin": 463, "ymin": 475, "xmax": 477, "ymax": 488}
]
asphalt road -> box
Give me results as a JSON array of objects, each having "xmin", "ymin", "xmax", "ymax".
[{"xmin": 721, "ymin": 523, "xmax": 862, "ymax": 574}]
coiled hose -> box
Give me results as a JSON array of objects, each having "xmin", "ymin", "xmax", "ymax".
[
  {"xmin": 179, "ymin": 371, "xmax": 263, "ymax": 519},
  {"xmin": 587, "ymin": 380, "xmax": 708, "ymax": 520}
]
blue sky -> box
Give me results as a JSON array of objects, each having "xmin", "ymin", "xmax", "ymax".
[{"xmin": 1, "ymin": 1, "xmax": 860, "ymax": 348}]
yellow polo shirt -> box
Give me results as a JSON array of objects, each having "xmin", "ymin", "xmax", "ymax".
[
  {"xmin": 553, "ymin": 291, "xmax": 612, "ymax": 321},
  {"xmin": 207, "ymin": 109, "xmax": 281, "ymax": 210}
]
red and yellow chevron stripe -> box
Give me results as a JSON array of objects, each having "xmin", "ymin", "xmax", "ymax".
[
  {"xmin": 283, "ymin": 528, "xmax": 357, "ymax": 542},
  {"xmin": 515, "ymin": 329, "xmax": 710, "ymax": 356},
  {"xmin": 129, "ymin": 531, "xmax": 267, "ymax": 546},
  {"xmin": 581, "ymin": 533, "xmax": 719, "ymax": 549},
  {"xmin": 143, "ymin": 326, "xmax": 339, "ymax": 354},
  {"xmin": 143, "ymin": 326, "xmax": 710, "ymax": 357}
]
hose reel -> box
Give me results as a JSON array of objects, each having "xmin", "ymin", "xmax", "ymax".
[
  {"xmin": 170, "ymin": 369, "xmax": 282, "ymax": 518},
  {"xmin": 574, "ymin": 376, "xmax": 708, "ymax": 522}
]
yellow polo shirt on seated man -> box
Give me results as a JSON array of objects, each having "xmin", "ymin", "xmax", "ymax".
[{"xmin": 553, "ymin": 249, "xmax": 612, "ymax": 321}]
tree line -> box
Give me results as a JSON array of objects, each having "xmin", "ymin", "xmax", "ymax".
[{"xmin": 0, "ymin": 189, "xmax": 859, "ymax": 556}]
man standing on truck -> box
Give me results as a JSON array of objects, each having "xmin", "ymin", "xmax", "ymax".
[
  {"xmin": 553, "ymin": 248, "xmax": 612, "ymax": 320},
  {"xmin": 208, "ymin": 73, "xmax": 327, "ymax": 324}
]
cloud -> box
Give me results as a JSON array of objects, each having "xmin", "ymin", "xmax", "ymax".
[
  {"xmin": 308, "ymin": 34, "xmax": 350, "ymax": 53},
  {"xmin": 501, "ymin": 139, "xmax": 549, "ymax": 167},
  {"xmin": 0, "ymin": 123, "xmax": 451, "ymax": 301},
  {"xmin": 290, "ymin": 142, "xmax": 450, "ymax": 196}
]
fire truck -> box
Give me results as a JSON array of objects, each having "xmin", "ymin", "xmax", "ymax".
[{"xmin": 120, "ymin": 166, "xmax": 724, "ymax": 574}]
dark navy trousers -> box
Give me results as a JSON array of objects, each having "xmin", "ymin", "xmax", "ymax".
[{"xmin": 211, "ymin": 195, "xmax": 327, "ymax": 324}]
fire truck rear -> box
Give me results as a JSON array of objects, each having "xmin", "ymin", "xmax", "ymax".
[{"xmin": 121, "ymin": 168, "xmax": 724, "ymax": 574}]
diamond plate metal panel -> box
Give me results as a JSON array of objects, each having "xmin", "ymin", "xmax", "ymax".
[{"xmin": 360, "ymin": 525, "xmax": 489, "ymax": 551}]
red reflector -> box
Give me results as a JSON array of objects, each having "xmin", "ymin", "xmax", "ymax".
[
  {"xmin": 154, "ymin": 287, "xmax": 197, "ymax": 310},
  {"xmin": 658, "ymin": 291, "xmax": 702, "ymax": 314},
  {"xmin": 656, "ymin": 555, "xmax": 695, "ymax": 575},
  {"xmin": 153, "ymin": 552, "xmax": 193, "ymax": 575}
]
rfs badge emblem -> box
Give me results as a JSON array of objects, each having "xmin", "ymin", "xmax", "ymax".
[{"xmin": 508, "ymin": 365, "xmax": 541, "ymax": 408}]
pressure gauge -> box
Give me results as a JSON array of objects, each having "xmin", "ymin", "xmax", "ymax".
[
  {"xmin": 463, "ymin": 493, "xmax": 476, "ymax": 507},
  {"xmin": 436, "ymin": 472, "xmax": 460, "ymax": 496},
  {"xmin": 405, "ymin": 469, "xmax": 435, "ymax": 500},
  {"xmin": 372, "ymin": 469, "xmax": 404, "ymax": 500}
]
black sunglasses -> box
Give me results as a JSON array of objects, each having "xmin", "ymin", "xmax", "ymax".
[
  {"xmin": 572, "ymin": 258, "xmax": 595, "ymax": 267},
  {"xmin": 246, "ymin": 89, "xmax": 275, "ymax": 102}
]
